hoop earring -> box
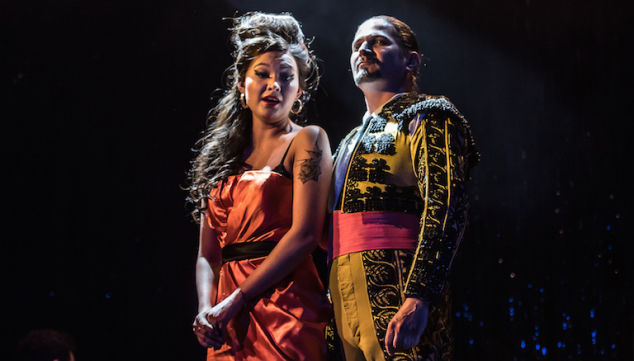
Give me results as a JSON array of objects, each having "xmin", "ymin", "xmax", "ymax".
[
  {"xmin": 240, "ymin": 93, "xmax": 248, "ymax": 109},
  {"xmin": 290, "ymin": 99, "xmax": 303, "ymax": 115}
]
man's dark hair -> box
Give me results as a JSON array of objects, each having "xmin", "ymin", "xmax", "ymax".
[{"xmin": 369, "ymin": 15, "xmax": 421, "ymax": 92}]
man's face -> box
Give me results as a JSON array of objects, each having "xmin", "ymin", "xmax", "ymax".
[{"xmin": 350, "ymin": 18, "xmax": 408, "ymax": 91}]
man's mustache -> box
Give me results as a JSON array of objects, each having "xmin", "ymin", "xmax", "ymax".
[{"xmin": 355, "ymin": 57, "xmax": 378, "ymax": 69}]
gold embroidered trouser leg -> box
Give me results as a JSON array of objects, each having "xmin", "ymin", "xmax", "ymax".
[
  {"xmin": 330, "ymin": 250, "xmax": 453, "ymax": 361},
  {"xmin": 330, "ymin": 252, "xmax": 386, "ymax": 361}
]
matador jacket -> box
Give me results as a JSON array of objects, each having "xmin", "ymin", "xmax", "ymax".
[{"xmin": 330, "ymin": 92, "xmax": 479, "ymax": 303}]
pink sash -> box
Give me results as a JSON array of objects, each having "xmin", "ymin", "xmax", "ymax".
[{"xmin": 331, "ymin": 211, "xmax": 420, "ymax": 260}]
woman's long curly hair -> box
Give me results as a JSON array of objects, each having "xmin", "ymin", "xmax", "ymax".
[{"xmin": 186, "ymin": 12, "xmax": 319, "ymax": 221}]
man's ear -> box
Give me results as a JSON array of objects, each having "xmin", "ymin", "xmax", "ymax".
[{"xmin": 405, "ymin": 51, "xmax": 421, "ymax": 73}]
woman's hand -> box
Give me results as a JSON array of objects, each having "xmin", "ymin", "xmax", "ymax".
[
  {"xmin": 206, "ymin": 288, "xmax": 247, "ymax": 347},
  {"xmin": 192, "ymin": 306, "xmax": 224, "ymax": 349}
]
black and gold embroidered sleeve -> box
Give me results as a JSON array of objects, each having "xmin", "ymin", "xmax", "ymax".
[{"xmin": 403, "ymin": 97, "xmax": 478, "ymax": 303}]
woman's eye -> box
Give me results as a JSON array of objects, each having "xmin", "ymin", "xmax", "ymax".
[
  {"xmin": 254, "ymin": 71, "xmax": 268, "ymax": 78},
  {"xmin": 282, "ymin": 73, "xmax": 294, "ymax": 81}
]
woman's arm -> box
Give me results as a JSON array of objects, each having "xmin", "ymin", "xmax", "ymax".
[
  {"xmin": 241, "ymin": 125, "xmax": 332, "ymax": 298},
  {"xmin": 196, "ymin": 212, "xmax": 222, "ymax": 310},
  {"xmin": 206, "ymin": 125, "xmax": 333, "ymax": 328},
  {"xmin": 192, "ymin": 212, "xmax": 224, "ymax": 348}
]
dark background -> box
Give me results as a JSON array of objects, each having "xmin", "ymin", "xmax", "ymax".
[{"xmin": 4, "ymin": 0, "xmax": 633, "ymax": 360}]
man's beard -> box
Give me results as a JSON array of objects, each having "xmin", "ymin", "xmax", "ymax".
[{"xmin": 353, "ymin": 68, "xmax": 382, "ymax": 85}]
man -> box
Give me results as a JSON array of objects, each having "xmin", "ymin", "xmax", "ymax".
[{"xmin": 328, "ymin": 15, "xmax": 478, "ymax": 361}]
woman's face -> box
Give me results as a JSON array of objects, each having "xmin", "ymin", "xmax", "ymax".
[{"xmin": 239, "ymin": 50, "xmax": 302, "ymax": 124}]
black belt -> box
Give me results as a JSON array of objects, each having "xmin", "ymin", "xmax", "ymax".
[
  {"xmin": 221, "ymin": 241, "xmax": 329, "ymax": 288},
  {"xmin": 222, "ymin": 241, "xmax": 278, "ymax": 264}
]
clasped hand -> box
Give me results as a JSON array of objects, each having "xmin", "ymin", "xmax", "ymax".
[
  {"xmin": 192, "ymin": 288, "xmax": 246, "ymax": 349},
  {"xmin": 385, "ymin": 297, "xmax": 430, "ymax": 355}
]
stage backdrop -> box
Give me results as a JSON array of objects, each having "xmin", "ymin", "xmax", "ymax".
[{"xmin": 5, "ymin": 0, "xmax": 632, "ymax": 360}]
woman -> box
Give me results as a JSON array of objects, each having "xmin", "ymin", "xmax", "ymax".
[{"xmin": 186, "ymin": 12, "xmax": 332, "ymax": 361}]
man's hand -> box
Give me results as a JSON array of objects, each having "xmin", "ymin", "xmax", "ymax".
[{"xmin": 385, "ymin": 297, "xmax": 430, "ymax": 355}]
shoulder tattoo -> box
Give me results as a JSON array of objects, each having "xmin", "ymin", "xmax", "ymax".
[{"xmin": 298, "ymin": 139, "xmax": 322, "ymax": 184}]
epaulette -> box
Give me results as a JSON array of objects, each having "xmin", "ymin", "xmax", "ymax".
[
  {"xmin": 393, "ymin": 94, "xmax": 466, "ymax": 128},
  {"xmin": 395, "ymin": 94, "xmax": 480, "ymax": 168}
]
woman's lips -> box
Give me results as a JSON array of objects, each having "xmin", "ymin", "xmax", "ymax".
[{"xmin": 261, "ymin": 96, "xmax": 281, "ymax": 105}]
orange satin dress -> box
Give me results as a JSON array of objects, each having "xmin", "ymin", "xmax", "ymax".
[{"xmin": 205, "ymin": 169, "xmax": 330, "ymax": 361}]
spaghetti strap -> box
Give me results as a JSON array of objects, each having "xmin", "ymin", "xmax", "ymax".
[
  {"xmin": 272, "ymin": 135, "xmax": 296, "ymax": 179},
  {"xmin": 279, "ymin": 136, "xmax": 295, "ymax": 166}
]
